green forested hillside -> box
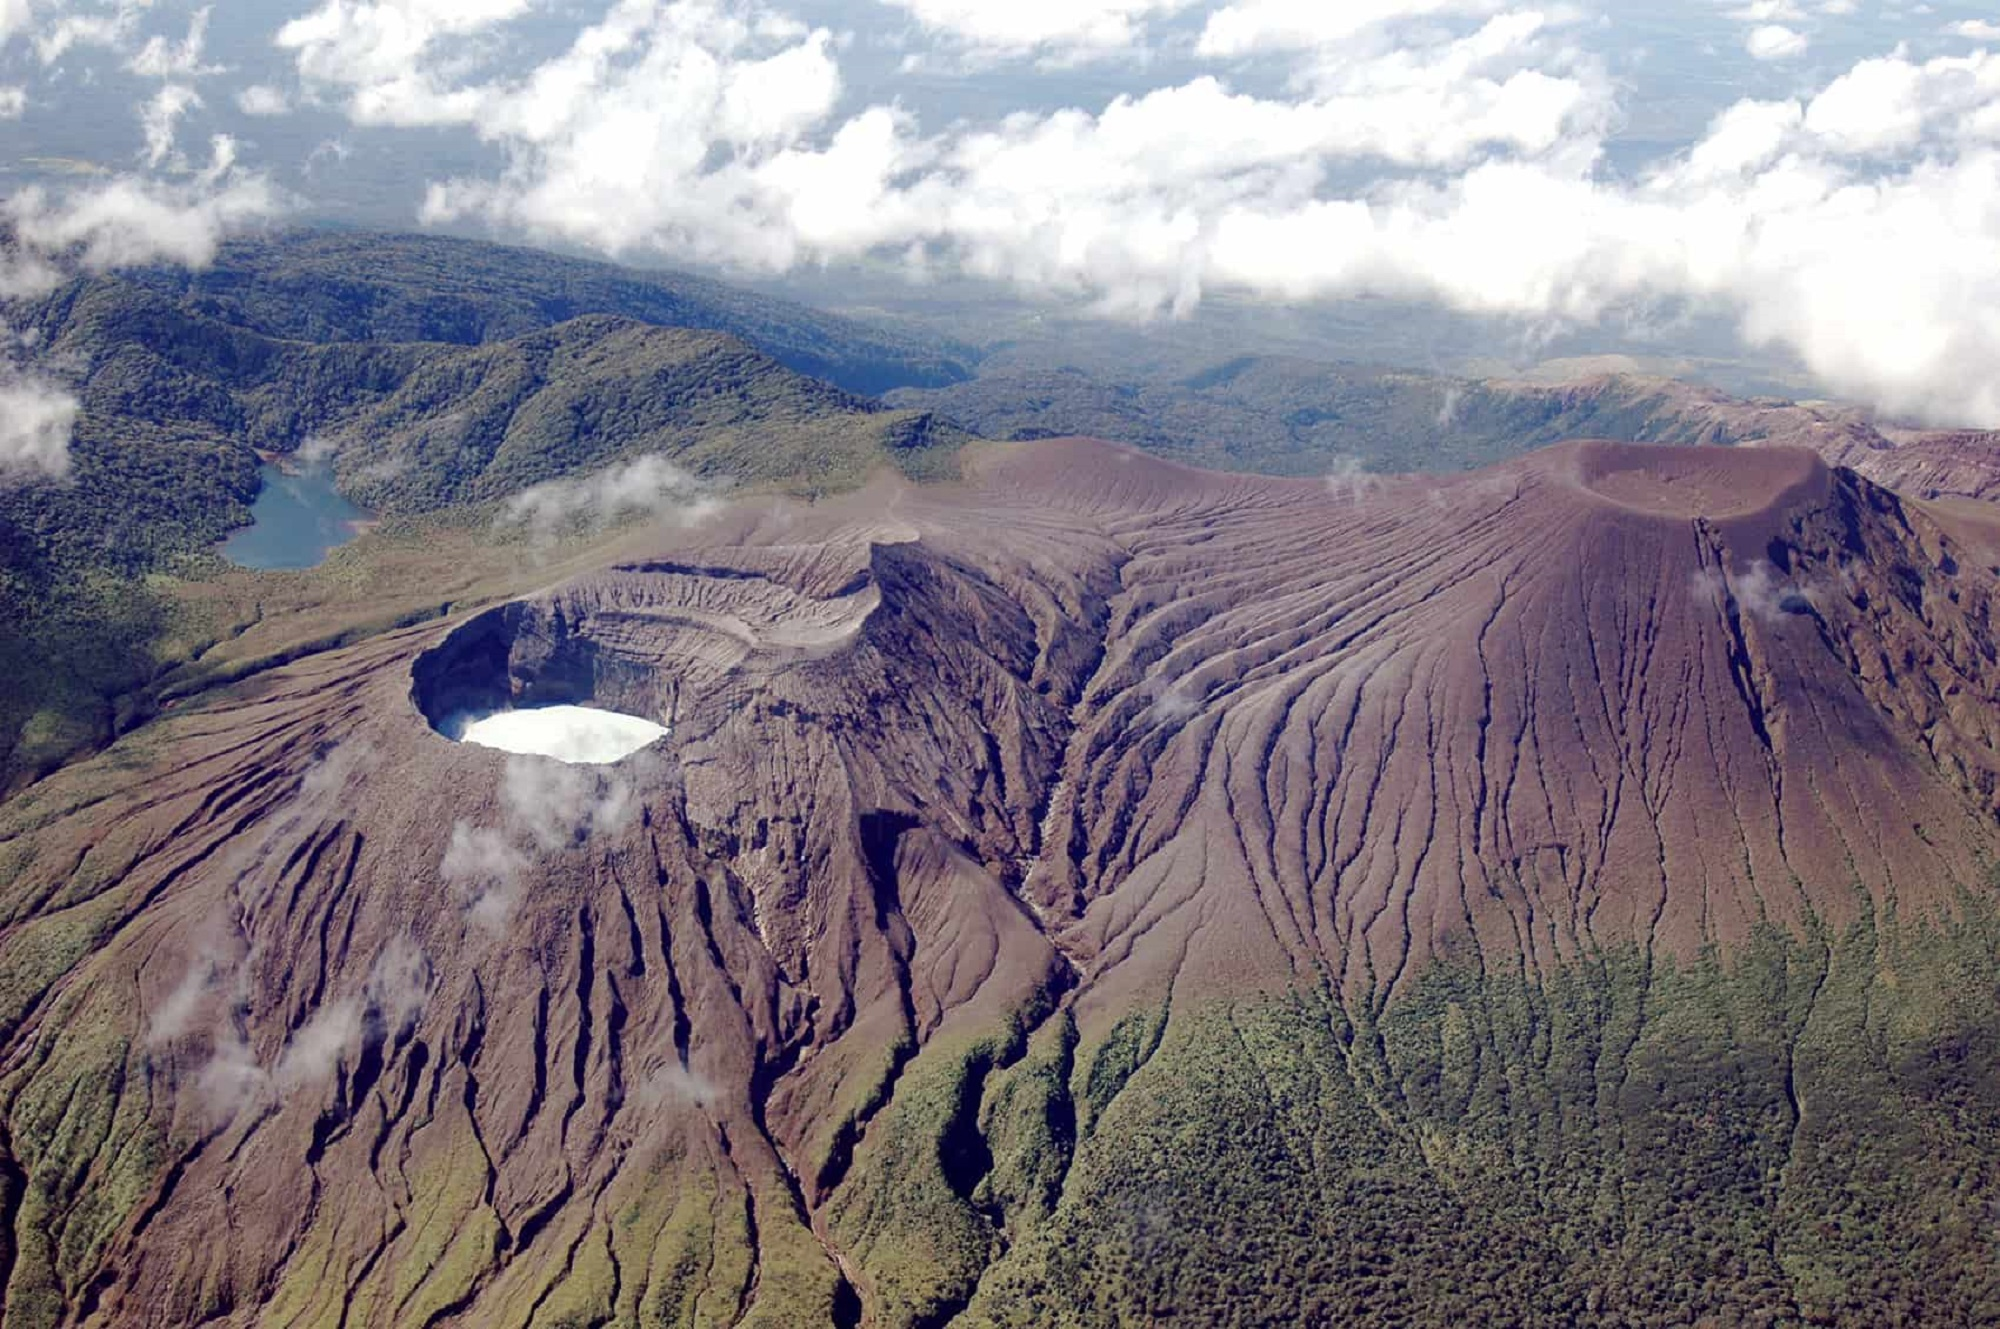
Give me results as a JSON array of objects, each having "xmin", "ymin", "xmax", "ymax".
[
  {"xmin": 950, "ymin": 916, "xmax": 2000, "ymax": 1326},
  {"xmin": 328, "ymin": 317, "xmax": 965, "ymax": 513},
  {"xmin": 123, "ymin": 230, "xmax": 976, "ymax": 396}
]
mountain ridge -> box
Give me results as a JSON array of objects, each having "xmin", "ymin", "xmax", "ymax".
[{"xmin": 4, "ymin": 436, "xmax": 1999, "ymax": 1325}]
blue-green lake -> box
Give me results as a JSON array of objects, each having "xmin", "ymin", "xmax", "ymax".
[{"xmin": 221, "ymin": 463, "xmax": 372, "ymax": 571}]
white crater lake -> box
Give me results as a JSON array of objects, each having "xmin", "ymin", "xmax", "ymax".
[{"xmin": 456, "ymin": 706, "xmax": 668, "ymax": 765}]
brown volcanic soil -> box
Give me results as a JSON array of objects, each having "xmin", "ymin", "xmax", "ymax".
[{"xmin": 4, "ymin": 437, "xmax": 2000, "ymax": 1324}]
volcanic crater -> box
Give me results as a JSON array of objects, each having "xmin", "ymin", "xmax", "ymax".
[{"xmin": 1566, "ymin": 437, "xmax": 1832, "ymax": 521}]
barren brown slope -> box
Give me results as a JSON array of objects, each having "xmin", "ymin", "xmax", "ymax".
[
  {"xmin": 1498, "ymin": 373, "xmax": 2000, "ymax": 504},
  {"xmin": 3, "ymin": 438, "xmax": 2000, "ymax": 1326}
]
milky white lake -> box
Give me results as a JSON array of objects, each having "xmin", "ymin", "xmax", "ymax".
[{"xmin": 457, "ymin": 706, "xmax": 668, "ymax": 764}]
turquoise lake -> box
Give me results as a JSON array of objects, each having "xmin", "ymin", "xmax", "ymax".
[{"xmin": 221, "ymin": 463, "xmax": 372, "ymax": 571}]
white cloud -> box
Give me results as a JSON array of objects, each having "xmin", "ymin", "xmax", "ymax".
[
  {"xmin": 0, "ymin": 2, "xmax": 280, "ymax": 299},
  {"xmin": 0, "ymin": 374, "xmax": 77, "ymax": 481},
  {"xmin": 634, "ymin": 1060, "xmax": 715, "ymax": 1108},
  {"xmin": 139, "ymin": 83, "xmax": 201, "ymax": 168},
  {"xmin": 441, "ymin": 821, "xmax": 528, "ymax": 932},
  {"xmin": 237, "ymin": 83, "xmax": 291, "ymax": 116},
  {"xmin": 500, "ymin": 753, "xmax": 644, "ymax": 842},
  {"xmin": 121, "ymin": 8, "xmax": 228, "ymax": 170},
  {"xmin": 1197, "ymin": 0, "xmax": 1506, "ymax": 57},
  {"xmin": 1801, "ymin": 51, "xmax": 2000, "ymax": 156},
  {"xmin": 126, "ymin": 7, "xmax": 222, "ymax": 80},
  {"xmin": 1730, "ymin": 0, "xmax": 1805, "ymax": 22},
  {"xmin": 498, "ymin": 453, "xmax": 720, "ymax": 539},
  {"xmin": 878, "ymin": 0, "xmax": 1193, "ymax": 62},
  {"xmin": 272, "ymin": 998, "xmax": 361, "ymax": 1091},
  {"xmin": 1693, "ymin": 560, "xmax": 1818, "ymax": 625},
  {"xmin": 147, "ymin": 952, "xmax": 219, "ymax": 1046},
  {"xmin": 0, "ymin": 147, "xmax": 279, "ymax": 483},
  {"xmin": 1325, "ymin": 454, "xmax": 1385, "ymax": 504},
  {"xmin": 29, "ymin": 0, "xmax": 152, "ymax": 64},
  {"xmin": 1955, "ymin": 19, "xmax": 2000, "ymax": 41},
  {"xmin": 1745, "ymin": 24, "xmax": 1808, "ymax": 60},
  {"xmin": 438, "ymin": 753, "xmax": 648, "ymax": 930},
  {"xmin": 441, "ymin": 820, "xmax": 525, "ymax": 880},
  {"xmin": 398, "ymin": 1, "xmax": 855, "ymax": 268},
  {"xmin": 393, "ymin": 2, "xmax": 1605, "ymax": 305},
  {"xmin": 277, "ymin": 0, "xmax": 535, "ymax": 125},
  {"xmin": 201, "ymin": 937, "xmax": 432, "ymax": 1114},
  {"xmin": 2, "ymin": 140, "xmax": 281, "ymax": 294}
]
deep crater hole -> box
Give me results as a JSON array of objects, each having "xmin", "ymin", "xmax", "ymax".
[{"xmin": 412, "ymin": 601, "xmax": 673, "ymax": 765}]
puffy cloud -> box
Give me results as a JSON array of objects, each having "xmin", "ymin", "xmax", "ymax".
[
  {"xmin": 634, "ymin": 1060, "xmax": 715, "ymax": 1108},
  {"xmin": 143, "ymin": 747, "xmax": 387, "ymax": 1116},
  {"xmin": 1802, "ymin": 51, "xmax": 2000, "ymax": 156},
  {"xmin": 1196, "ymin": 0, "xmax": 1506, "ymax": 57},
  {"xmin": 1693, "ymin": 560, "xmax": 1819, "ymax": 626},
  {"xmin": 237, "ymin": 83, "xmax": 290, "ymax": 116},
  {"xmin": 2, "ymin": 139, "xmax": 281, "ymax": 295},
  {"xmin": 0, "ymin": 3, "xmax": 280, "ymax": 295},
  {"xmin": 122, "ymin": 8, "xmax": 230, "ymax": 170},
  {"xmin": 147, "ymin": 951, "xmax": 220, "ymax": 1046},
  {"xmin": 139, "ymin": 83, "xmax": 201, "ymax": 169},
  {"xmin": 126, "ymin": 6, "xmax": 222, "ymax": 80},
  {"xmin": 403, "ymin": 1, "xmax": 854, "ymax": 268},
  {"xmin": 1325, "ymin": 454, "xmax": 1386, "ymax": 505},
  {"xmin": 878, "ymin": 0, "xmax": 1194, "ymax": 62},
  {"xmin": 271, "ymin": 998, "xmax": 362, "ymax": 1092},
  {"xmin": 25, "ymin": 0, "xmax": 154, "ymax": 64},
  {"xmin": 498, "ymin": 453, "xmax": 720, "ymax": 541},
  {"xmin": 202, "ymin": 936, "xmax": 433, "ymax": 1115},
  {"xmin": 0, "ymin": 374, "xmax": 78, "ymax": 481},
  {"xmin": 1744, "ymin": 24, "xmax": 1807, "ymax": 60},
  {"xmin": 441, "ymin": 822, "xmax": 528, "ymax": 931},
  {"xmin": 501, "ymin": 753, "xmax": 643, "ymax": 844},
  {"xmin": 399, "ymin": 2, "xmax": 1605, "ymax": 313},
  {"xmin": 440, "ymin": 752, "xmax": 652, "ymax": 930},
  {"xmin": 0, "ymin": 4, "xmax": 277, "ymax": 286},
  {"xmin": 277, "ymin": 0, "xmax": 537, "ymax": 125}
]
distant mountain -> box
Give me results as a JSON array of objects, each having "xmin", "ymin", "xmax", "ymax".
[
  {"xmin": 326, "ymin": 315, "xmax": 962, "ymax": 514},
  {"xmin": 124, "ymin": 230, "xmax": 978, "ymax": 398}
]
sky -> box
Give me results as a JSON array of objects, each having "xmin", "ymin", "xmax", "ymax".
[{"xmin": 4, "ymin": 0, "xmax": 2000, "ymax": 433}]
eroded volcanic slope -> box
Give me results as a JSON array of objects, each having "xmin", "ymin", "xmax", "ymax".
[{"xmin": 5, "ymin": 438, "xmax": 2000, "ymax": 1327}]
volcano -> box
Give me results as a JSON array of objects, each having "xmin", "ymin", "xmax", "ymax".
[{"xmin": 4, "ymin": 437, "xmax": 2000, "ymax": 1327}]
